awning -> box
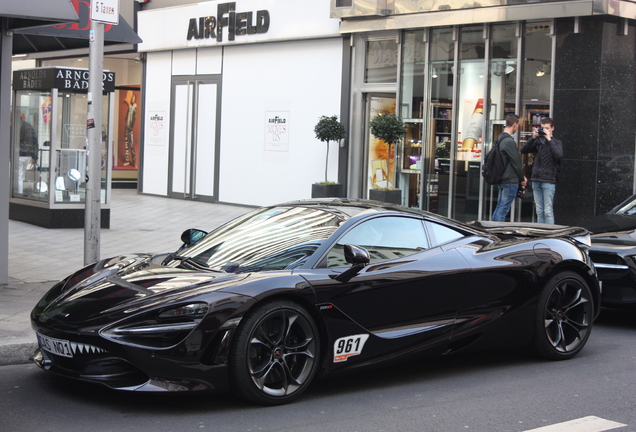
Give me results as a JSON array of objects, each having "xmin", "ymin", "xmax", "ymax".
[
  {"xmin": 12, "ymin": 0, "xmax": 142, "ymax": 55},
  {"xmin": 3, "ymin": 0, "xmax": 79, "ymax": 31}
]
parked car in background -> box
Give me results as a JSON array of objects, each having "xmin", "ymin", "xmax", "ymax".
[
  {"xmin": 32, "ymin": 199, "xmax": 599, "ymax": 405},
  {"xmin": 577, "ymin": 194, "xmax": 636, "ymax": 310}
]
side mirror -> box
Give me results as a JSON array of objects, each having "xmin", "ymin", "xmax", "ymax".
[
  {"xmin": 344, "ymin": 244, "xmax": 370, "ymax": 265},
  {"xmin": 334, "ymin": 244, "xmax": 370, "ymax": 283},
  {"xmin": 181, "ymin": 228, "xmax": 208, "ymax": 246}
]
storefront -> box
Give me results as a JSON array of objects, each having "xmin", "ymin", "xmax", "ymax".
[
  {"xmin": 137, "ymin": 0, "xmax": 347, "ymax": 206},
  {"xmin": 12, "ymin": 0, "xmax": 143, "ymax": 190},
  {"xmin": 9, "ymin": 67, "xmax": 115, "ymax": 228},
  {"xmin": 336, "ymin": 0, "xmax": 636, "ymax": 225}
]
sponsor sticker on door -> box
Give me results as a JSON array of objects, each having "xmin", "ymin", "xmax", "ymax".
[{"xmin": 333, "ymin": 334, "xmax": 369, "ymax": 363}]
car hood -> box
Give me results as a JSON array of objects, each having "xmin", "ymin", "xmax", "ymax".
[
  {"xmin": 578, "ymin": 213, "xmax": 636, "ymax": 235},
  {"xmin": 590, "ymin": 230, "xmax": 636, "ymax": 249},
  {"xmin": 36, "ymin": 254, "xmax": 250, "ymax": 323}
]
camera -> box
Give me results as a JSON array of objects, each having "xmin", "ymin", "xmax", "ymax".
[{"xmin": 537, "ymin": 127, "xmax": 546, "ymax": 136}]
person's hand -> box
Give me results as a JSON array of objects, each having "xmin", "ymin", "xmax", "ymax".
[
  {"xmin": 532, "ymin": 127, "xmax": 539, "ymax": 139},
  {"xmin": 543, "ymin": 127, "xmax": 553, "ymax": 141},
  {"xmin": 521, "ymin": 176, "xmax": 527, "ymax": 187}
]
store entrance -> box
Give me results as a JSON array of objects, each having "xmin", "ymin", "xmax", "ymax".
[{"xmin": 168, "ymin": 76, "xmax": 221, "ymax": 202}]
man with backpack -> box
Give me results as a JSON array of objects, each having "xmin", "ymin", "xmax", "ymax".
[{"xmin": 492, "ymin": 114, "xmax": 527, "ymax": 221}]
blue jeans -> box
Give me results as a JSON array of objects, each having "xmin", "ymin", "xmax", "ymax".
[
  {"xmin": 532, "ymin": 181, "xmax": 556, "ymax": 224},
  {"xmin": 492, "ymin": 183, "xmax": 519, "ymax": 221}
]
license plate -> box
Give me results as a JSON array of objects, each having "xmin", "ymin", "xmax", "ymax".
[{"xmin": 36, "ymin": 332, "xmax": 73, "ymax": 358}]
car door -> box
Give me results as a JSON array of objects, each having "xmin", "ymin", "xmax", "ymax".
[{"xmin": 304, "ymin": 215, "xmax": 472, "ymax": 347}]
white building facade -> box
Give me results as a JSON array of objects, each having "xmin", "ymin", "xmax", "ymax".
[{"xmin": 137, "ymin": 0, "xmax": 347, "ymax": 206}]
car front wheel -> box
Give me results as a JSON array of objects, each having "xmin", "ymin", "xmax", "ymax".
[
  {"xmin": 532, "ymin": 271, "xmax": 594, "ymax": 360},
  {"xmin": 229, "ymin": 300, "xmax": 320, "ymax": 405}
]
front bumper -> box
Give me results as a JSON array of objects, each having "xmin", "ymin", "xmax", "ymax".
[{"xmin": 31, "ymin": 326, "xmax": 234, "ymax": 392}]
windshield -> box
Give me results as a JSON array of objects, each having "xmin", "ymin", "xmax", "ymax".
[{"xmin": 177, "ymin": 206, "xmax": 345, "ymax": 273}]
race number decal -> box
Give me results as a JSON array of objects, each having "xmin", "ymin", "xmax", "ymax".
[{"xmin": 333, "ymin": 334, "xmax": 370, "ymax": 363}]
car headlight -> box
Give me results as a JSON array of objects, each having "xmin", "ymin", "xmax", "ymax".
[
  {"xmin": 157, "ymin": 303, "xmax": 208, "ymax": 319},
  {"xmin": 100, "ymin": 302, "xmax": 209, "ymax": 349}
]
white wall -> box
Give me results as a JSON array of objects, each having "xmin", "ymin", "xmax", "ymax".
[
  {"xmin": 219, "ymin": 38, "xmax": 344, "ymax": 206},
  {"xmin": 142, "ymin": 51, "xmax": 173, "ymax": 195},
  {"xmin": 197, "ymin": 47, "xmax": 223, "ymax": 75}
]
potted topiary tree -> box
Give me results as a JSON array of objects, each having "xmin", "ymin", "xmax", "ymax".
[
  {"xmin": 368, "ymin": 113, "xmax": 406, "ymax": 205},
  {"xmin": 312, "ymin": 115, "xmax": 346, "ymax": 198}
]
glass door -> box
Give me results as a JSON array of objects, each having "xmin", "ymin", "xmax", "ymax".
[{"xmin": 169, "ymin": 76, "xmax": 220, "ymax": 202}]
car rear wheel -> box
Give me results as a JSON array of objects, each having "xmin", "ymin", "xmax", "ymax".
[
  {"xmin": 532, "ymin": 271, "xmax": 593, "ymax": 360},
  {"xmin": 229, "ymin": 300, "xmax": 320, "ymax": 405}
]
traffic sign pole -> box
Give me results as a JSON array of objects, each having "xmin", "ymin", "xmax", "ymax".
[{"xmin": 84, "ymin": 18, "xmax": 104, "ymax": 266}]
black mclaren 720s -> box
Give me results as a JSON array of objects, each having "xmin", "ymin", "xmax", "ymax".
[{"xmin": 31, "ymin": 199, "xmax": 600, "ymax": 405}]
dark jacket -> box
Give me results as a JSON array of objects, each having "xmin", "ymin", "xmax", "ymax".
[
  {"xmin": 498, "ymin": 132, "xmax": 524, "ymax": 184},
  {"xmin": 521, "ymin": 135, "xmax": 563, "ymax": 183},
  {"xmin": 19, "ymin": 119, "xmax": 38, "ymax": 158}
]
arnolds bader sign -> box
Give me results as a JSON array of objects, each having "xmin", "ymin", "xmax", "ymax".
[{"xmin": 13, "ymin": 67, "xmax": 116, "ymax": 92}]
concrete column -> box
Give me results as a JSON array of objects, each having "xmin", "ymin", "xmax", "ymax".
[{"xmin": 0, "ymin": 20, "xmax": 12, "ymax": 284}]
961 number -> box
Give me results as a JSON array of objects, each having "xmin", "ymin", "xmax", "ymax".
[{"xmin": 333, "ymin": 334, "xmax": 369, "ymax": 363}]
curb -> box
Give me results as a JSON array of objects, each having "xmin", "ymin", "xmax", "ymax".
[{"xmin": 0, "ymin": 342, "xmax": 37, "ymax": 366}]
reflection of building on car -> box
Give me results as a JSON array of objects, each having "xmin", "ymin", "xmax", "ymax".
[{"xmin": 32, "ymin": 199, "xmax": 599, "ymax": 406}]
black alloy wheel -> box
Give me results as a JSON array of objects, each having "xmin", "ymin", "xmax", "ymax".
[
  {"xmin": 532, "ymin": 271, "xmax": 594, "ymax": 360},
  {"xmin": 229, "ymin": 300, "xmax": 320, "ymax": 405}
]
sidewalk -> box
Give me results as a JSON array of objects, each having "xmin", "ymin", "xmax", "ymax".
[{"xmin": 0, "ymin": 189, "xmax": 251, "ymax": 365}]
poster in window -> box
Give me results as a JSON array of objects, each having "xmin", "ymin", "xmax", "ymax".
[
  {"xmin": 116, "ymin": 89, "xmax": 140, "ymax": 169},
  {"xmin": 368, "ymin": 97, "xmax": 397, "ymax": 188}
]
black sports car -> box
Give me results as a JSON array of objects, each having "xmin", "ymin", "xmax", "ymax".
[
  {"xmin": 576, "ymin": 194, "xmax": 636, "ymax": 309},
  {"xmin": 31, "ymin": 199, "xmax": 599, "ymax": 405}
]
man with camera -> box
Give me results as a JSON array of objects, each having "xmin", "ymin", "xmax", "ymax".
[{"xmin": 521, "ymin": 117, "xmax": 563, "ymax": 224}]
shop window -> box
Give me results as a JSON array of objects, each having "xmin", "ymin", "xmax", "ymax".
[
  {"xmin": 482, "ymin": 24, "xmax": 520, "ymax": 220},
  {"xmin": 400, "ymin": 31, "xmax": 426, "ymax": 208},
  {"xmin": 426, "ymin": 28, "xmax": 455, "ymax": 216},
  {"xmin": 520, "ymin": 21, "xmax": 553, "ymax": 222},
  {"xmin": 521, "ymin": 22, "xmax": 552, "ymax": 139},
  {"xmin": 452, "ymin": 26, "xmax": 486, "ymax": 222},
  {"xmin": 401, "ymin": 31, "xmax": 425, "ymax": 119},
  {"xmin": 12, "ymin": 91, "xmax": 52, "ymax": 202},
  {"xmin": 397, "ymin": 22, "xmax": 553, "ymax": 223},
  {"xmin": 365, "ymin": 39, "xmax": 398, "ymax": 83}
]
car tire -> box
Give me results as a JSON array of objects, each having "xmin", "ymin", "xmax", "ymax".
[
  {"xmin": 229, "ymin": 300, "xmax": 320, "ymax": 405},
  {"xmin": 532, "ymin": 271, "xmax": 594, "ymax": 360}
]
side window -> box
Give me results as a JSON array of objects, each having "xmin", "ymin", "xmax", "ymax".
[
  {"xmin": 324, "ymin": 217, "xmax": 428, "ymax": 268},
  {"xmin": 426, "ymin": 221, "xmax": 464, "ymax": 247}
]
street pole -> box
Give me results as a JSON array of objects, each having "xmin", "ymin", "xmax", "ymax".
[{"xmin": 84, "ymin": 19, "xmax": 104, "ymax": 265}]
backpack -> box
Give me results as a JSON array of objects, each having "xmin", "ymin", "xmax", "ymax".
[{"xmin": 481, "ymin": 135, "xmax": 505, "ymax": 185}]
